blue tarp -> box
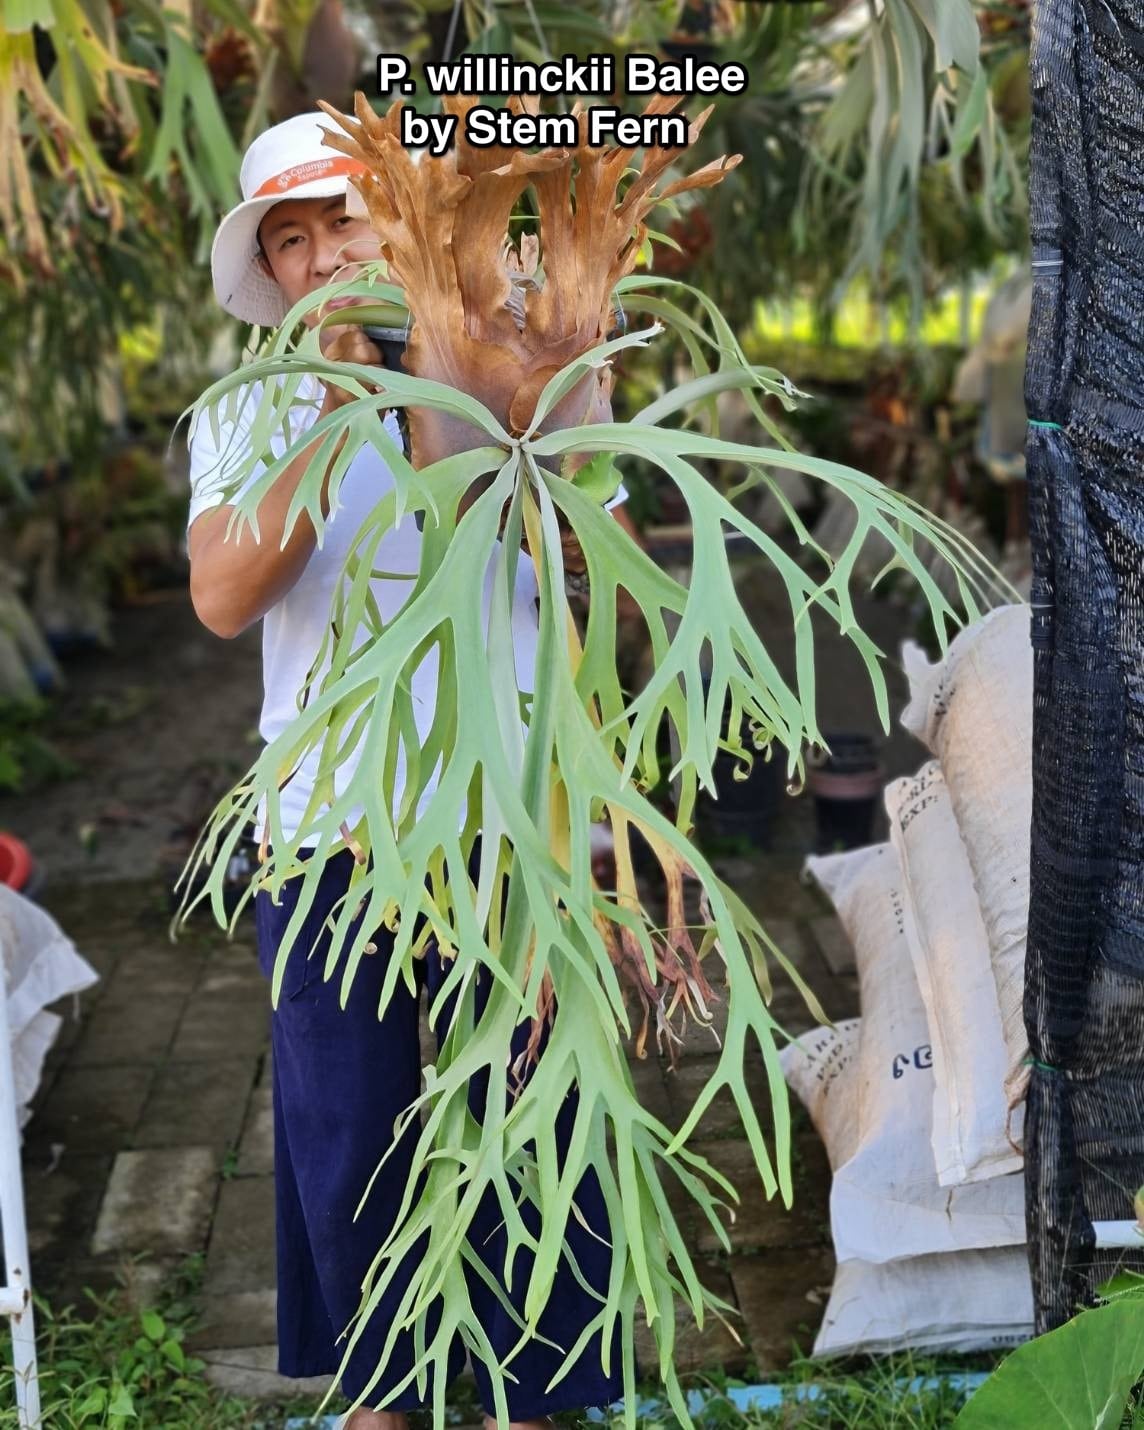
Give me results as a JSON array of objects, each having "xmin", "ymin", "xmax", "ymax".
[{"xmin": 283, "ymin": 1373, "xmax": 990, "ymax": 1428}]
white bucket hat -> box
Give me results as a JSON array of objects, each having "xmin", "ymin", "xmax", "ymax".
[{"xmin": 210, "ymin": 109, "xmax": 371, "ymax": 328}]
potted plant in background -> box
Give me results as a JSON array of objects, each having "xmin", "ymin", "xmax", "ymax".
[
  {"xmin": 175, "ymin": 90, "xmax": 1016, "ymax": 1428},
  {"xmin": 806, "ymin": 732, "xmax": 885, "ymax": 853},
  {"xmin": 695, "ymin": 677, "xmax": 788, "ymax": 851}
]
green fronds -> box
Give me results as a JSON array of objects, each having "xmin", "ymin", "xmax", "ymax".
[{"xmin": 172, "ymin": 273, "xmax": 1014, "ymax": 1427}]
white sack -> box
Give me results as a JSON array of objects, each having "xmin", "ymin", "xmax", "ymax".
[
  {"xmin": 804, "ymin": 843, "xmax": 1025, "ymax": 1263},
  {"xmin": 779, "ymin": 1019, "xmax": 861, "ymax": 1168},
  {"xmin": 900, "ymin": 604, "xmax": 1032, "ymax": 1107},
  {"xmin": 886, "ymin": 763, "xmax": 1024, "ymax": 1185},
  {"xmin": 782, "ymin": 1013, "xmax": 1033, "ymax": 1357},
  {"xmin": 0, "ymin": 886, "xmax": 99, "ymax": 1125},
  {"xmin": 813, "ymin": 1248, "xmax": 1034, "ymax": 1357}
]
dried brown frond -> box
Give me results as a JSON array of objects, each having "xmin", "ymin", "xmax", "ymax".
[{"xmin": 316, "ymin": 91, "xmax": 741, "ymax": 467}]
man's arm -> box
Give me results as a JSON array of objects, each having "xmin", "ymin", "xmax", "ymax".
[
  {"xmin": 189, "ymin": 426, "xmax": 336, "ymax": 639},
  {"xmin": 188, "ymin": 328, "xmax": 382, "ymax": 639}
]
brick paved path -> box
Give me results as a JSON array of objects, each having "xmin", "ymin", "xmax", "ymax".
[
  {"xmin": 25, "ymin": 850, "xmax": 851, "ymax": 1399},
  {"xmin": 20, "ymin": 574, "xmax": 928, "ymax": 1399}
]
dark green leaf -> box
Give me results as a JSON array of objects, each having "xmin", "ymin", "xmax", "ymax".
[{"xmin": 955, "ymin": 1299, "xmax": 1144, "ymax": 1430}]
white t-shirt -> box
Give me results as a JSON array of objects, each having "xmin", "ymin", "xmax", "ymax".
[{"xmin": 187, "ymin": 372, "xmax": 619, "ymax": 849}]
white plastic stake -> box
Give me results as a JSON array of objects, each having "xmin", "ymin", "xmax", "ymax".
[
  {"xmin": 0, "ymin": 945, "xmax": 40, "ymax": 1427},
  {"xmin": 1093, "ymin": 1221, "xmax": 1144, "ymax": 1250}
]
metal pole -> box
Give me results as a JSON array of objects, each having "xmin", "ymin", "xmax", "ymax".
[{"xmin": 0, "ymin": 945, "xmax": 40, "ymax": 1428}]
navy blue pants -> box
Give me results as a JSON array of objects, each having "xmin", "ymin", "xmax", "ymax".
[{"xmin": 254, "ymin": 845, "xmax": 627, "ymax": 1414}]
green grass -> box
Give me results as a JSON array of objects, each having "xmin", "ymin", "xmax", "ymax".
[
  {"xmin": 0, "ymin": 1259, "xmax": 331, "ymax": 1429},
  {"xmin": 2, "ymin": 1292, "xmax": 262, "ymax": 1427},
  {"xmin": 624, "ymin": 1356, "xmax": 983, "ymax": 1429},
  {"xmin": 2, "ymin": 1266, "xmax": 1002, "ymax": 1429}
]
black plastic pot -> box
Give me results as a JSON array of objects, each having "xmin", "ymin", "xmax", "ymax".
[
  {"xmin": 164, "ymin": 826, "xmax": 261, "ymax": 921},
  {"xmin": 806, "ymin": 732, "xmax": 884, "ymax": 853},
  {"xmin": 360, "ymin": 323, "xmax": 409, "ymax": 374},
  {"xmin": 361, "ymin": 300, "xmax": 627, "ymax": 368},
  {"xmin": 697, "ymin": 684, "xmax": 786, "ymax": 849}
]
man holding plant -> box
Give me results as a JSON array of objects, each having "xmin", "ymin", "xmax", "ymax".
[{"xmin": 186, "ymin": 111, "xmax": 631, "ymax": 1430}]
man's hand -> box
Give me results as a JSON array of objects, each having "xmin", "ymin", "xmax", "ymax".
[{"xmin": 319, "ymin": 325, "xmax": 385, "ymax": 416}]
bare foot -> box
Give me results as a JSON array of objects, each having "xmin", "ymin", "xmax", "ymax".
[{"xmin": 343, "ymin": 1411, "xmax": 410, "ymax": 1430}]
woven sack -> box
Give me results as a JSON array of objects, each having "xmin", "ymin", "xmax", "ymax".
[
  {"xmin": 813, "ymin": 1249, "xmax": 1033, "ymax": 1357},
  {"xmin": 779, "ymin": 1018, "xmax": 861, "ymax": 1166},
  {"xmin": 886, "ymin": 762, "xmax": 1024, "ymax": 1184},
  {"xmin": 804, "ymin": 843, "xmax": 1025, "ymax": 1263},
  {"xmin": 782, "ymin": 1015, "xmax": 1033, "ymax": 1356},
  {"xmin": 900, "ymin": 604, "xmax": 1032, "ymax": 1107}
]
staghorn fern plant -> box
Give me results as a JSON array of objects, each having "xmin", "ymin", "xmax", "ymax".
[{"xmin": 174, "ymin": 90, "xmax": 1016, "ymax": 1428}]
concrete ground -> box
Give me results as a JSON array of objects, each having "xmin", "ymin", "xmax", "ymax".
[{"xmin": 19, "ymin": 563, "xmax": 930, "ymax": 1405}]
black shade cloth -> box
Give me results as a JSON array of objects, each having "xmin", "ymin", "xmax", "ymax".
[{"xmin": 1024, "ymin": 0, "xmax": 1144, "ymax": 1330}]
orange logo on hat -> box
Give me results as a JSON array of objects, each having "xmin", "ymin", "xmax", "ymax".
[{"xmin": 253, "ymin": 156, "xmax": 369, "ymax": 199}]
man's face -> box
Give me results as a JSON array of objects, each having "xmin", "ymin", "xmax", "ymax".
[{"xmin": 256, "ymin": 194, "xmax": 380, "ymax": 334}]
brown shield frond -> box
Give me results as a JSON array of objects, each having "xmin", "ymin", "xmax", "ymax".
[{"xmin": 316, "ymin": 91, "xmax": 741, "ymax": 467}]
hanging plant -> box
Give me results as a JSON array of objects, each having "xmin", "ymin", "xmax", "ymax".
[
  {"xmin": 798, "ymin": 0, "xmax": 1024, "ymax": 324},
  {"xmin": 175, "ymin": 90, "xmax": 1014, "ymax": 1428},
  {"xmin": 0, "ymin": 0, "xmax": 251, "ymax": 280}
]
